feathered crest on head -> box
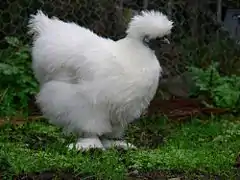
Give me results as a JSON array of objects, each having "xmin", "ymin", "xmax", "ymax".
[{"xmin": 126, "ymin": 10, "xmax": 173, "ymax": 39}]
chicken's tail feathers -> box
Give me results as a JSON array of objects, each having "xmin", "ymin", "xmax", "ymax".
[{"xmin": 28, "ymin": 10, "xmax": 52, "ymax": 40}]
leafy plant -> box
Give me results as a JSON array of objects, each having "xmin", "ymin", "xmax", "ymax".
[
  {"xmin": 189, "ymin": 63, "xmax": 240, "ymax": 111},
  {"xmin": 0, "ymin": 36, "xmax": 38, "ymax": 117}
]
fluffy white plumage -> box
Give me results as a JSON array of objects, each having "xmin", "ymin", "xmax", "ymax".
[{"xmin": 28, "ymin": 10, "xmax": 173, "ymax": 150}]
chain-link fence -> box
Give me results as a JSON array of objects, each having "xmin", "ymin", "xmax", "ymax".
[
  {"xmin": 0, "ymin": 0, "xmax": 240, "ymax": 116},
  {"xmin": 1, "ymin": 0, "xmax": 239, "ymax": 74}
]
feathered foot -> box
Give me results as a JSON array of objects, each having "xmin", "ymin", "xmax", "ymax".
[
  {"xmin": 101, "ymin": 139, "xmax": 137, "ymax": 150},
  {"xmin": 68, "ymin": 136, "xmax": 105, "ymax": 151}
]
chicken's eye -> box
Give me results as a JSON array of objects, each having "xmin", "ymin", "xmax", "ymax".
[{"xmin": 143, "ymin": 35, "xmax": 150, "ymax": 46}]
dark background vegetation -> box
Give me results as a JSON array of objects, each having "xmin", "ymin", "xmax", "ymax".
[{"xmin": 0, "ymin": 0, "xmax": 239, "ymax": 117}]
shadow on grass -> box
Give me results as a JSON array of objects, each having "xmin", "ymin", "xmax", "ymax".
[
  {"xmin": 14, "ymin": 170, "xmax": 95, "ymax": 180},
  {"xmin": 10, "ymin": 169, "xmax": 240, "ymax": 180}
]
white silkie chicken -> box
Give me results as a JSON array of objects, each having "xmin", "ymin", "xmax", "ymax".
[{"xmin": 28, "ymin": 10, "xmax": 173, "ymax": 150}]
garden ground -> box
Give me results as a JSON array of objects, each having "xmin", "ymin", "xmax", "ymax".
[{"xmin": 0, "ymin": 114, "xmax": 239, "ymax": 180}]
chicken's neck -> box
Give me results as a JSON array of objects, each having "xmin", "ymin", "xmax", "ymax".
[
  {"xmin": 119, "ymin": 36, "xmax": 154, "ymax": 54},
  {"xmin": 116, "ymin": 36, "xmax": 160, "ymax": 68}
]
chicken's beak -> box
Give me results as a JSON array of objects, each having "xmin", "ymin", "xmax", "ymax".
[{"xmin": 162, "ymin": 37, "xmax": 170, "ymax": 44}]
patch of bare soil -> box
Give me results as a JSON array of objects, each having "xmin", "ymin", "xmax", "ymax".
[{"xmin": 147, "ymin": 98, "xmax": 230, "ymax": 120}]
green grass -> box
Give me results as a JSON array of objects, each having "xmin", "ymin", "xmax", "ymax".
[{"xmin": 0, "ymin": 116, "xmax": 239, "ymax": 179}]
